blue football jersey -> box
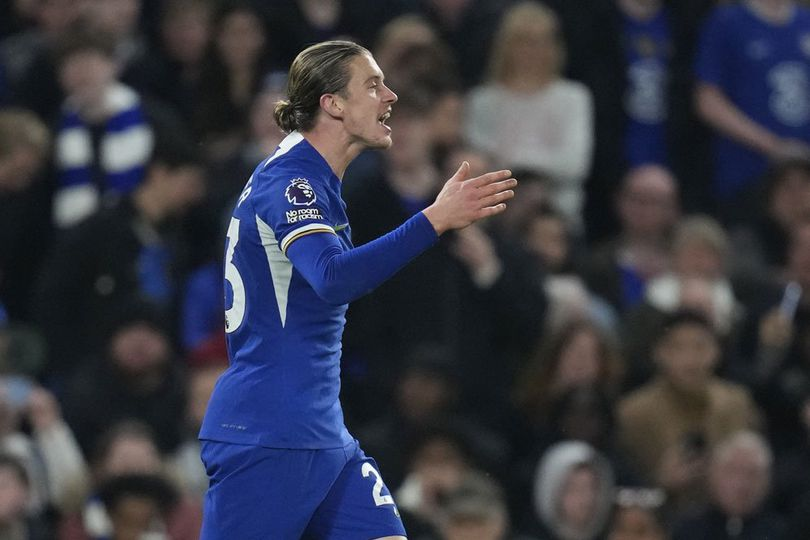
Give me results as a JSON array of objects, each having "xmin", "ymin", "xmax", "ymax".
[
  {"xmin": 622, "ymin": 7, "xmax": 671, "ymax": 167},
  {"xmin": 200, "ymin": 132, "xmax": 354, "ymax": 449},
  {"xmin": 696, "ymin": 4, "xmax": 810, "ymax": 199}
]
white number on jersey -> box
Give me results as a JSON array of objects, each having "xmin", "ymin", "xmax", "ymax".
[
  {"xmin": 224, "ymin": 217, "xmax": 246, "ymax": 333},
  {"xmin": 361, "ymin": 463, "xmax": 396, "ymax": 507}
]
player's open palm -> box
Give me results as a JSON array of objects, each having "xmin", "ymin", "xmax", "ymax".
[{"xmin": 423, "ymin": 161, "xmax": 516, "ymax": 234}]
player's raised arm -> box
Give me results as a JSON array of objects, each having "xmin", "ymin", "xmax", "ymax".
[{"xmin": 422, "ymin": 161, "xmax": 517, "ymax": 235}]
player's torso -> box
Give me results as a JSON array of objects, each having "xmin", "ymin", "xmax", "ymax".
[{"xmin": 201, "ymin": 133, "xmax": 353, "ymax": 449}]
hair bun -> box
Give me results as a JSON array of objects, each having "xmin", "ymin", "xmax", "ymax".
[{"xmin": 273, "ymin": 99, "xmax": 297, "ymax": 133}]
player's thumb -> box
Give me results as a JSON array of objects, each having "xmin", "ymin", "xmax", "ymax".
[{"xmin": 449, "ymin": 161, "xmax": 470, "ymax": 183}]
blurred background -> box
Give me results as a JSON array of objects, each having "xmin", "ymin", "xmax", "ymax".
[{"xmin": 2, "ymin": 0, "xmax": 810, "ymax": 538}]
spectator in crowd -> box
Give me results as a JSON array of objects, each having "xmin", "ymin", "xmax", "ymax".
[
  {"xmin": 730, "ymin": 158, "xmax": 810, "ymax": 295},
  {"xmin": 59, "ymin": 420, "xmax": 201, "ymax": 540},
  {"xmin": 516, "ymin": 320, "xmax": 624, "ymax": 430},
  {"xmin": 372, "ymin": 14, "xmax": 456, "ymax": 85},
  {"xmin": 96, "ymin": 473, "xmax": 178, "ymax": 540},
  {"xmin": 0, "ymin": 378, "xmax": 88, "ymax": 515},
  {"xmin": 51, "ymin": 26, "xmax": 155, "ymax": 228},
  {"xmin": 61, "ymin": 302, "xmax": 188, "ymax": 456},
  {"xmin": 356, "ymin": 345, "xmax": 462, "ymax": 488},
  {"xmin": 124, "ymin": 0, "xmax": 214, "ymax": 130},
  {"xmin": 396, "ymin": 426, "xmax": 479, "ymax": 536},
  {"xmin": 0, "ymin": 108, "xmax": 52, "ymax": 323},
  {"xmin": 510, "ymin": 386, "xmax": 638, "ymax": 534},
  {"xmin": 737, "ymin": 220, "xmax": 810, "ymax": 452},
  {"xmin": 530, "ymin": 440, "xmax": 615, "ymax": 540},
  {"xmin": 672, "ymin": 430, "xmax": 785, "ymax": 540},
  {"xmin": 3, "ymin": 0, "xmax": 83, "ymax": 120},
  {"xmin": 0, "ymin": 0, "xmax": 80, "ymax": 94},
  {"xmin": 262, "ymin": 0, "xmax": 413, "ymax": 70},
  {"xmin": 418, "ymin": 0, "xmax": 505, "ymax": 87},
  {"xmin": 613, "ymin": 0, "xmax": 673, "ymax": 169},
  {"xmin": 622, "ymin": 215, "xmax": 742, "ymax": 385},
  {"xmin": 661, "ymin": 217, "xmax": 735, "ymax": 320},
  {"xmin": 488, "ymin": 168, "xmax": 551, "ymax": 245},
  {"xmin": 617, "ymin": 310, "xmax": 759, "ymax": 513},
  {"xmin": 465, "ymin": 1, "xmax": 593, "ymax": 231},
  {"xmin": 34, "ymin": 135, "xmax": 205, "ymax": 375},
  {"xmin": 167, "ymin": 338, "xmax": 227, "ymax": 501},
  {"xmin": 517, "ymin": 202, "xmax": 617, "ymax": 330},
  {"xmin": 0, "ymin": 453, "xmax": 53, "ymax": 539},
  {"xmin": 80, "ymin": 0, "xmax": 148, "ymax": 76},
  {"xmin": 695, "ymin": 0, "xmax": 810, "ymax": 213},
  {"xmin": 373, "ymin": 14, "xmax": 441, "ymax": 80},
  {"xmin": 556, "ymin": 0, "xmax": 714, "ymax": 235},
  {"xmin": 586, "ymin": 165, "xmax": 679, "ymax": 313},
  {"xmin": 433, "ymin": 473, "xmax": 537, "ymax": 540},
  {"xmin": 194, "ymin": 1, "xmax": 271, "ymax": 161},
  {"xmin": 607, "ymin": 487, "xmax": 668, "ymax": 540}
]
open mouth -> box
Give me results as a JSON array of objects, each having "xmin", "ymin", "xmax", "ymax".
[{"xmin": 378, "ymin": 110, "xmax": 391, "ymax": 126}]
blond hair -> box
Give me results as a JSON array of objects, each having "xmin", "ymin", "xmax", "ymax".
[
  {"xmin": 673, "ymin": 215, "xmax": 731, "ymax": 263},
  {"xmin": 274, "ymin": 40, "xmax": 370, "ymax": 133},
  {"xmin": 487, "ymin": 1, "xmax": 565, "ymax": 83}
]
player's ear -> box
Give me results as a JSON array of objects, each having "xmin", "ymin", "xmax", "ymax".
[{"xmin": 320, "ymin": 93, "xmax": 344, "ymax": 119}]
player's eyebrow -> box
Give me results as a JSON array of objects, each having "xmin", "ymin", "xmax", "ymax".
[{"xmin": 365, "ymin": 75, "xmax": 383, "ymax": 84}]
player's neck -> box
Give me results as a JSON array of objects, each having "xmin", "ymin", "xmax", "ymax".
[
  {"xmin": 301, "ymin": 126, "xmax": 360, "ymax": 180},
  {"xmin": 746, "ymin": 0, "xmax": 795, "ymax": 24}
]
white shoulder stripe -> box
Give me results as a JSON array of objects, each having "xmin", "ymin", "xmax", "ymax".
[
  {"xmin": 261, "ymin": 131, "xmax": 305, "ymax": 170},
  {"xmin": 255, "ymin": 216, "xmax": 294, "ymax": 327},
  {"xmin": 280, "ymin": 223, "xmax": 335, "ymax": 253}
]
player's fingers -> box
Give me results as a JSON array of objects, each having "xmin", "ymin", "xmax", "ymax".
[
  {"xmin": 448, "ymin": 161, "xmax": 470, "ymax": 184},
  {"xmin": 477, "ymin": 178, "xmax": 517, "ymax": 197},
  {"xmin": 467, "ymin": 169, "xmax": 512, "ymax": 188},
  {"xmin": 479, "ymin": 189, "xmax": 515, "ymax": 208},
  {"xmin": 477, "ymin": 203, "xmax": 508, "ymax": 219}
]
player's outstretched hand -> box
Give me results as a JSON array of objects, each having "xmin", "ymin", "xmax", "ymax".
[{"xmin": 422, "ymin": 161, "xmax": 516, "ymax": 235}]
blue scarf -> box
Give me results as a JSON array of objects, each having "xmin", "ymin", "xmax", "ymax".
[{"xmin": 54, "ymin": 83, "xmax": 153, "ymax": 227}]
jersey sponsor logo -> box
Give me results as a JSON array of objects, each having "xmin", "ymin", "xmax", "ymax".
[
  {"xmin": 286, "ymin": 208, "xmax": 324, "ymax": 223},
  {"xmin": 768, "ymin": 61, "xmax": 810, "ymax": 126},
  {"xmin": 285, "ymin": 178, "xmax": 317, "ymax": 206}
]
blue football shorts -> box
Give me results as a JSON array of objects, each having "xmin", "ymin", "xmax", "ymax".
[{"xmin": 199, "ymin": 438, "xmax": 406, "ymax": 539}]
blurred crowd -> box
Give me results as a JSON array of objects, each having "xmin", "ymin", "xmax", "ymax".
[{"xmin": 3, "ymin": 0, "xmax": 810, "ymax": 538}]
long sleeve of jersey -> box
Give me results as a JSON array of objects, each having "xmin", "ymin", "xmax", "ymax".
[{"xmin": 286, "ymin": 211, "xmax": 438, "ymax": 305}]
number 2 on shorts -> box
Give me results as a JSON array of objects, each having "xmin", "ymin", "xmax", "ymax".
[{"xmin": 361, "ymin": 463, "xmax": 395, "ymax": 507}]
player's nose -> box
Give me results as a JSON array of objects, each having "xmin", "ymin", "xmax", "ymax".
[{"xmin": 383, "ymin": 84, "xmax": 397, "ymax": 104}]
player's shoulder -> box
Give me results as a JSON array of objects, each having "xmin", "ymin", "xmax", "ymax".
[{"xmin": 252, "ymin": 145, "xmax": 329, "ymax": 198}]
